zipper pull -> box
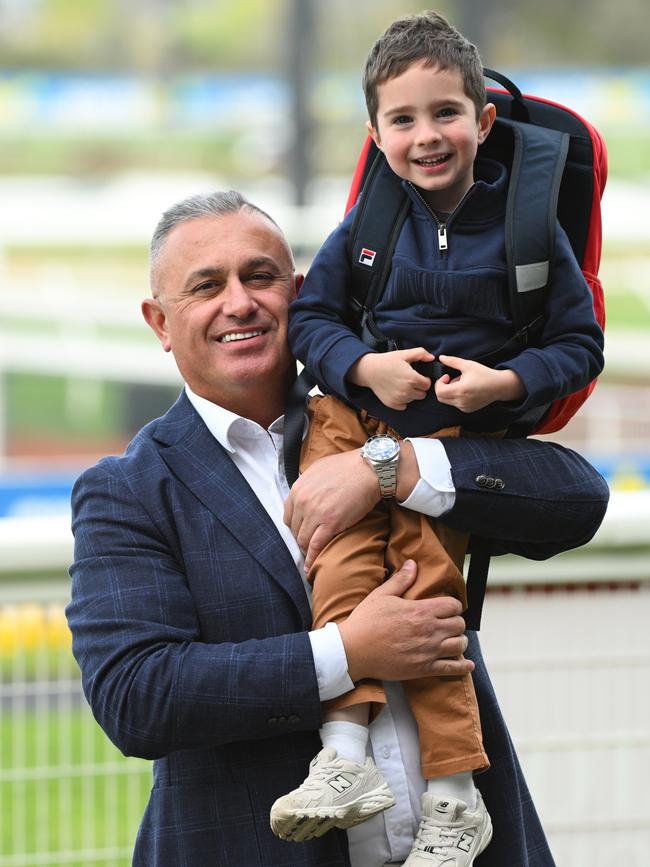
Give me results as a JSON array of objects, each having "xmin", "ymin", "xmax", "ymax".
[{"xmin": 437, "ymin": 223, "xmax": 448, "ymax": 254}]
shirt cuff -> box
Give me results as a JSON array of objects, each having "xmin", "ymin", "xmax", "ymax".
[
  {"xmin": 399, "ymin": 437, "xmax": 456, "ymax": 518},
  {"xmin": 308, "ymin": 622, "xmax": 355, "ymax": 702}
]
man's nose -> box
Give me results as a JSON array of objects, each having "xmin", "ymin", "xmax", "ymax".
[{"xmin": 221, "ymin": 278, "xmax": 258, "ymax": 319}]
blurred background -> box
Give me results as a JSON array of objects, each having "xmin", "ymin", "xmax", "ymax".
[{"xmin": 0, "ymin": 0, "xmax": 648, "ymax": 864}]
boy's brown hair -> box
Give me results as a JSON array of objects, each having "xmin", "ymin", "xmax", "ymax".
[{"xmin": 362, "ymin": 10, "xmax": 486, "ymax": 128}]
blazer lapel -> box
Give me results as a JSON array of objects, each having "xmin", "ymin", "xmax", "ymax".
[{"xmin": 152, "ymin": 394, "xmax": 311, "ymax": 624}]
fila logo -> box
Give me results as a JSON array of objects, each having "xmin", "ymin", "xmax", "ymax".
[
  {"xmin": 457, "ymin": 831, "xmax": 475, "ymax": 852},
  {"xmin": 328, "ymin": 774, "xmax": 353, "ymax": 794},
  {"xmin": 359, "ymin": 247, "xmax": 377, "ymax": 267}
]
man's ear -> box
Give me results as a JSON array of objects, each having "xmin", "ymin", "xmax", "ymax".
[
  {"xmin": 366, "ymin": 119, "xmax": 382, "ymax": 150},
  {"xmin": 141, "ymin": 298, "xmax": 171, "ymax": 352},
  {"xmin": 478, "ymin": 102, "xmax": 497, "ymax": 145}
]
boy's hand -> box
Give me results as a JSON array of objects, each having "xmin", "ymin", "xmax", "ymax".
[
  {"xmin": 435, "ymin": 355, "xmax": 526, "ymax": 412},
  {"xmin": 348, "ymin": 348, "xmax": 433, "ymax": 410}
]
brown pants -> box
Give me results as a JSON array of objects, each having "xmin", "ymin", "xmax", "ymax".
[{"xmin": 302, "ymin": 395, "xmax": 489, "ymax": 779}]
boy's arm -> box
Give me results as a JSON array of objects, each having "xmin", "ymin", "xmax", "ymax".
[
  {"xmin": 433, "ymin": 357, "xmax": 526, "ymax": 413},
  {"xmin": 288, "ymin": 208, "xmax": 384, "ymax": 399},
  {"xmin": 347, "ymin": 348, "xmax": 434, "ymax": 410}
]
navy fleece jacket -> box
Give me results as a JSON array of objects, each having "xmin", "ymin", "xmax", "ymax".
[{"xmin": 288, "ymin": 159, "xmax": 604, "ymax": 437}]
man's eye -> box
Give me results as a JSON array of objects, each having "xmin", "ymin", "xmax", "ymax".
[
  {"xmin": 247, "ymin": 272, "xmax": 274, "ymax": 285},
  {"xmin": 192, "ymin": 281, "xmax": 221, "ymax": 295}
]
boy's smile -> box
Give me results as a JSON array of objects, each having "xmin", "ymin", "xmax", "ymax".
[{"xmin": 368, "ymin": 61, "xmax": 495, "ymax": 213}]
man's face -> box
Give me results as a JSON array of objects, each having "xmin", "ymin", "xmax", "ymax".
[
  {"xmin": 368, "ymin": 61, "xmax": 494, "ymax": 213},
  {"xmin": 143, "ymin": 210, "xmax": 298, "ymax": 410}
]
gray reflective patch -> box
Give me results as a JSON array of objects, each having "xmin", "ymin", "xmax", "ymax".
[{"xmin": 515, "ymin": 261, "xmax": 549, "ymax": 293}]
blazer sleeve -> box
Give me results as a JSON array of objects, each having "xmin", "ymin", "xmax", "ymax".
[
  {"xmin": 66, "ymin": 460, "xmax": 323, "ymax": 761},
  {"xmin": 437, "ymin": 435, "xmax": 609, "ymax": 559}
]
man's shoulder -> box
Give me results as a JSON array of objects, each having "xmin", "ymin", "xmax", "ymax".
[{"xmin": 75, "ymin": 391, "xmax": 191, "ymax": 489}]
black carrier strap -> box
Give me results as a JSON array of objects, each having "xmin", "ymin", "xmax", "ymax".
[
  {"xmin": 501, "ymin": 117, "xmax": 570, "ymax": 336},
  {"xmin": 347, "ymin": 153, "xmax": 411, "ymax": 351},
  {"xmin": 283, "ymin": 368, "xmax": 316, "ymax": 487}
]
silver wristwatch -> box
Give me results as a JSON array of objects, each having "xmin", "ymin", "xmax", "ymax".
[{"xmin": 361, "ymin": 434, "xmax": 401, "ymax": 498}]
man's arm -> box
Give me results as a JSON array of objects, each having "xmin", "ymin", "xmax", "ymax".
[
  {"xmin": 285, "ymin": 436, "xmax": 609, "ymax": 567},
  {"xmin": 67, "ymin": 461, "xmax": 471, "ymax": 761},
  {"xmin": 437, "ymin": 435, "xmax": 609, "ymax": 557}
]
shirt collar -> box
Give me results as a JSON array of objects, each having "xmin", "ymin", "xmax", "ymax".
[{"xmin": 184, "ymin": 384, "xmax": 284, "ymax": 452}]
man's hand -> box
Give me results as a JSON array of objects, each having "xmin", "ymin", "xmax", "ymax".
[
  {"xmin": 338, "ymin": 560, "xmax": 473, "ymax": 682},
  {"xmin": 348, "ymin": 348, "xmax": 433, "ymax": 410},
  {"xmin": 435, "ymin": 355, "xmax": 526, "ymax": 412},
  {"xmin": 284, "ymin": 442, "xmax": 422, "ymax": 571},
  {"xmin": 284, "ymin": 449, "xmax": 380, "ymax": 570}
]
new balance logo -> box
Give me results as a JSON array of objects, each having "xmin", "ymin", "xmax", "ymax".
[
  {"xmin": 457, "ymin": 831, "xmax": 475, "ymax": 852},
  {"xmin": 359, "ymin": 247, "xmax": 376, "ymax": 267},
  {"xmin": 328, "ymin": 774, "xmax": 353, "ymax": 793}
]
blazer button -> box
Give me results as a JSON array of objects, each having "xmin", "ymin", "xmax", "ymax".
[
  {"xmin": 288, "ymin": 714, "xmax": 301, "ymax": 724},
  {"xmin": 267, "ymin": 717, "xmax": 278, "ymax": 726},
  {"xmin": 485, "ymin": 476, "xmax": 496, "ymax": 488},
  {"xmin": 494, "ymin": 478, "xmax": 505, "ymax": 490},
  {"xmin": 475, "ymin": 474, "xmax": 488, "ymax": 487}
]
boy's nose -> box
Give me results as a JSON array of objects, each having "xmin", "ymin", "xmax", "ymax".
[{"xmin": 415, "ymin": 121, "xmax": 442, "ymax": 146}]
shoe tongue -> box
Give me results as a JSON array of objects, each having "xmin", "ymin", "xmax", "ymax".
[
  {"xmin": 313, "ymin": 746, "xmax": 338, "ymax": 767},
  {"xmin": 423, "ymin": 793, "xmax": 466, "ymax": 822}
]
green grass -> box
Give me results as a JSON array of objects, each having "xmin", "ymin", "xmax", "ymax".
[{"xmin": 0, "ymin": 704, "xmax": 150, "ymax": 861}]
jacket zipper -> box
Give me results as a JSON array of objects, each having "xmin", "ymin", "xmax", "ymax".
[{"xmin": 407, "ymin": 182, "xmax": 475, "ymax": 256}]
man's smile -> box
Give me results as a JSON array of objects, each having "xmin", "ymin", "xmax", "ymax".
[{"xmin": 218, "ymin": 329, "xmax": 266, "ymax": 343}]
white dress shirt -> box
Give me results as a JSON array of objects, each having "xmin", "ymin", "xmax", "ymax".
[{"xmin": 185, "ymin": 385, "xmax": 456, "ymax": 867}]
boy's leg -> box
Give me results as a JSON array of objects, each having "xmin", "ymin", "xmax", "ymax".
[
  {"xmin": 386, "ymin": 498, "xmax": 488, "ymax": 779},
  {"xmin": 382, "ymin": 430, "xmax": 492, "ymax": 865},
  {"xmin": 302, "ymin": 394, "xmax": 390, "ymax": 711},
  {"xmin": 270, "ymin": 395, "xmax": 395, "ymax": 841}
]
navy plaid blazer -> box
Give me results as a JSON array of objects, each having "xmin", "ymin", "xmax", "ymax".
[{"xmin": 67, "ymin": 391, "xmax": 608, "ymax": 866}]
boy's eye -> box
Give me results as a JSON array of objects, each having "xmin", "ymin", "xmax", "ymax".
[
  {"xmin": 392, "ymin": 115, "xmax": 412, "ymax": 126},
  {"xmin": 438, "ymin": 107, "xmax": 457, "ymax": 118}
]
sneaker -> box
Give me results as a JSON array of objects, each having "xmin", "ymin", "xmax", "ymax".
[
  {"xmin": 270, "ymin": 747, "xmax": 395, "ymax": 841},
  {"xmin": 403, "ymin": 792, "xmax": 493, "ymax": 866}
]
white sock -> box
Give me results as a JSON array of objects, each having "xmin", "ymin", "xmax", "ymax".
[
  {"xmin": 320, "ymin": 720, "xmax": 369, "ymax": 765},
  {"xmin": 427, "ymin": 772, "xmax": 478, "ymax": 810}
]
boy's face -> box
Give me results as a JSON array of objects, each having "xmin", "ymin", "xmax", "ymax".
[{"xmin": 368, "ymin": 61, "xmax": 495, "ymax": 213}]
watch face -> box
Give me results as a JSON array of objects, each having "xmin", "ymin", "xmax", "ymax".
[{"xmin": 365, "ymin": 435, "xmax": 399, "ymax": 462}]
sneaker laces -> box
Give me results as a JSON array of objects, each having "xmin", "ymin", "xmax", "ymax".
[
  {"xmin": 414, "ymin": 814, "xmax": 461, "ymax": 856},
  {"xmin": 298, "ymin": 757, "xmax": 346, "ymax": 793}
]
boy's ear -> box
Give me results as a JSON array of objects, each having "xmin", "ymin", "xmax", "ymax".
[
  {"xmin": 478, "ymin": 102, "xmax": 497, "ymax": 144},
  {"xmin": 366, "ymin": 119, "xmax": 382, "ymax": 149}
]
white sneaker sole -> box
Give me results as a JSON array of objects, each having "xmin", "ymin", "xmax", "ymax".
[{"xmin": 270, "ymin": 783, "xmax": 396, "ymax": 841}]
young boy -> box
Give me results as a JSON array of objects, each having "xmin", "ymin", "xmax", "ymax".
[{"xmin": 271, "ymin": 10, "xmax": 604, "ymax": 866}]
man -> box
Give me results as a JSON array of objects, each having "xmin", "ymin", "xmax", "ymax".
[{"xmin": 67, "ymin": 190, "xmax": 608, "ymax": 867}]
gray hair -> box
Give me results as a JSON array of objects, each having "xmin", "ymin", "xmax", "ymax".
[{"xmin": 149, "ymin": 189, "xmax": 287, "ymax": 282}]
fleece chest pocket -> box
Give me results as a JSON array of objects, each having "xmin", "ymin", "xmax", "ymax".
[{"xmin": 384, "ymin": 266, "xmax": 511, "ymax": 324}]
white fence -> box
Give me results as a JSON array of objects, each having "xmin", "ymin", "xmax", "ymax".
[
  {"xmin": 0, "ymin": 588, "xmax": 150, "ymax": 866},
  {"xmin": 480, "ymin": 584, "xmax": 650, "ymax": 867},
  {"xmin": 0, "ymin": 548, "xmax": 648, "ymax": 865}
]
